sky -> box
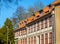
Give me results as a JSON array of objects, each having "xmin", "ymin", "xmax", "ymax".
[{"xmin": 0, "ymin": 0, "xmax": 55, "ymax": 28}]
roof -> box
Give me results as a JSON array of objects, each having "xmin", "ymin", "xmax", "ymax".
[{"xmin": 14, "ymin": 1, "xmax": 60, "ymax": 31}]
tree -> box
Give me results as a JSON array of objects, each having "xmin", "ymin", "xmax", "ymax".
[
  {"xmin": 27, "ymin": 1, "xmax": 44, "ymax": 17},
  {"xmin": 11, "ymin": 17, "xmax": 17, "ymax": 29},
  {"xmin": 12, "ymin": 6, "xmax": 27, "ymax": 29},
  {"xmin": 0, "ymin": 18, "xmax": 14, "ymax": 44},
  {"xmin": 12, "ymin": 1, "xmax": 44, "ymax": 29},
  {"xmin": 28, "ymin": 7, "xmax": 35, "ymax": 16},
  {"xmin": 4, "ymin": 18, "xmax": 14, "ymax": 44},
  {"xmin": 34, "ymin": 1, "xmax": 44, "ymax": 12},
  {"xmin": 0, "ymin": 26, "xmax": 7, "ymax": 44},
  {"xmin": 0, "ymin": 32, "xmax": 5, "ymax": 44},
  {"xmin": 16, "ymin": 6, "xmax": 26, "ymax": 21}
]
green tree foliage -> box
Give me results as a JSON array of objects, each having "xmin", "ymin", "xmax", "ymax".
[
  {"xmin": 0, "ymin": 26, "xmax": 7, "ymax": 44},
  {"xmin": 0, "ymin": 18, "xmax": 14, "ymax": 44},
  {"xmin": 4, "ymin": 18, "xmax": 14, "ymax": 44}
]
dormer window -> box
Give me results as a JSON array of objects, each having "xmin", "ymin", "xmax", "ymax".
[
  {"xmin": 45, "ymin": 10, "xmax": 49, "ymax": 13},
  {"xmin": 20, "ymin": 23, "xmax": 21, "ymax": 25},
  {"xmin": 22, "ymin": 22, "xmax": 23, "ymax": 24},
  {"xmin": 48, "ymin": 5, "xmax": 53, "ymax": 12},
  {"xmin": 33, "ymin": 14, "xmax": 35, "ymax": 16},
  {"xmin": 48, "ymin": 4, "xmax": 52, "ymax": 8},
  {"xmin": 35, "ymin": 12, "xmax": 40, "ymax": 17},
  {"xmin": 24, "ymin": 20, "xmax": 27, "ymax": 23},
  {"xmin": 43, "ymin": 7, "xmax": 49, "ymax": 13},
  {"xmin": 39, "ymin": 10, "xmax": 43, "ymax": 16},
  {"xmin": 39, "ymin": 10, "xmax": 43, "ymax": 13}
]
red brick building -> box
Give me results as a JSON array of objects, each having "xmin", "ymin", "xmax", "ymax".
[{"xmin": 14, "ymin": 1, "xmax": 60, "ymax": 44}]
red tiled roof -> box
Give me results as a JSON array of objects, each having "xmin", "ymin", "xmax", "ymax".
[{"xmin": 14, "ymin": 1, "xmax": 60, "ymax": 31}]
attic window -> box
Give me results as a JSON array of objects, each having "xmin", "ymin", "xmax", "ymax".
[
  {"xmin": 20, "ymin": 23, "xmax": 21, "ymax": 25},
  {"xmin": 27, "ymin": 19, "xmax": 28, "ymax": 21},
  {"xmin": 45, "ymin": 10, "xmax": 49, "ymax": 13},
  {"xmin": 39, "ymin": 10, "xmax": 43, "ymax": 13},
  {"xmin": 37, "ymin": 15, "xmax": 40, "ymax": 17},
  {"xmin": 22, "ymin": 22, "xmax": 23, "ymax": 24},
  {"xmin": 33, "ymin": 14, "xmax": 35, "ymax": 16},
  {"xmin": 52, "ymin": 8, "xmax": 54, "ymax": 11},
  {"xmin": 39, "ymin": 10, "xmax": 43, "ymax": 16},
  {"xmin": 48, "ymin": 4, "xmax": 52, "ymax": 8},
  {"xmin": 24, "ymin": 20, "xmax": 27, "ymax": 23}
]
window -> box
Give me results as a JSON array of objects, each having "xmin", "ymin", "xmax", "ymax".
[
  {"xmin": 49, "ymin": 16, "xmax": 52, "ymax": 27},
  {"xmin": 45, "ymin": 18, "xmax": 47, "ymax": 28},
  {"xmin": 15, "ymin": 32, "xmax": 17, "ymax": 37},
  {"xmin": 31, "ymin": 37, "xmax": 33, "ymax": 44},
  {"xmin": 30, "ymin": 26, "xmax": 33, "ymax": 33},
  {"xmin": 24, "ymin": 30, "xmax": 26, "ymax": 35},
  {"xmin": 20, "ymin": 31, "xmax": 21, "ymax": 36},
  {"xmin": 21, "ymin": 30, "xmax": 22, "ymax": 35},
  {"xmin": 34, "ymin": 24, "xmax": 36, "ymax": 32},
  {"xmin": 28, "ymin": 27, "xmax": 30, "ymax": 34},
  {"xmin": 21, "ymin": 39, "xmax": 22, "ymax": 44},
  {"xmin": 30, "ymin": 26, "xmax": 31, "ymax": 33},
  {"xmin": 23, "ymin": 29, "xmax": 26, "ymax": 35},
  {"xmin": 34, "ymin": 36, "xmax": 36, "ymax": 44},
  {"xmin": 25, "ymin": 38, "xmax": 26, "ymax": 44},
  {"xmin": 24, "ymin": 39, "xmax": 25, "ymax": 44},
  {"xmin": 39, "ymin": 22, "xmax": 41, "ymax": 30},
  {"xmin": 19, "ymin": 31, "xmax": 20, "ymax": 36},
  {"xmin": 20, "ymin": 31, "xmax": 22, "ymax": 35},
  {"xmin": 23, "ymin": 39, "xmax": 24, "ymax": 44},
  {"xmin": 41, "ymin": 34, "xmax": 44, "ymax": 44},
  {"xmin": 49, "ymin": 32, "xmax": 52, "ymax": 44},
  {"xmin": 39, "ymin": 10, "xmax": 43, "ymax": 16},
  {"xmin": 23, "ymin": 30, "xmax": 24, "ymax": 35},
  {"xmin": 22, "ymin": 39, "xmax": 23, "ymax": 44},
  {"xmin": 29, "ymin": 38, "xmax": 30, "ymax": 44},
  {"xmin": 17, "ymin": 32, "xmax": 19, "ymax": 36},
  {"xmin": 45, "ymin": 33, "xmax": 48, "ymax": 44},
  {"xmin": 32, "ymin": 25, "xmax": 34, "ymax": 32},
  {"xmin": 37, "ymin": 22, "xmax": 40, "ymax": 31},
  {"xmin": 22, "ymin": 30, "xmax": 23, "ymax": 35},
  {"xmin": 18, "ymin": 40, "xmax": 21, "ymax": 44},
  {"xmin": 41, "ymin": 20, "xmax": 43, "ymax": 29},
  {"xmin": 36, "ymin": 23, "xmax": 37, "ymax": 31}
]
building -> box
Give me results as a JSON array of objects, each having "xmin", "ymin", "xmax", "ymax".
[{"xmin": 14, "ymin": 0, "xmax": 60, "ymax": 44}]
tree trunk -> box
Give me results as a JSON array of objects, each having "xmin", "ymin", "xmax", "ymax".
[{"xmin": 10, "ymin": 41, "xmax": 11, "ymax": 44}]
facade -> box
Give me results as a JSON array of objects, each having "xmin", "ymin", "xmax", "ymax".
[{"xmin": 14, "ymin": 0, "xmax": 60, "ymax": 44}]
